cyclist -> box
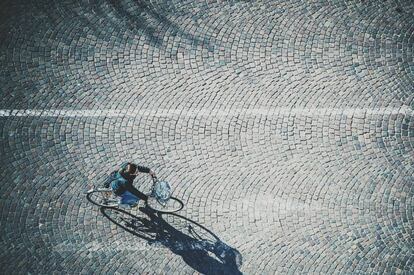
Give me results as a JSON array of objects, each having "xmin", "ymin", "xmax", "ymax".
[{"xmin": 110, "ymin": 162, "xmax": 156, "ymax": 208}]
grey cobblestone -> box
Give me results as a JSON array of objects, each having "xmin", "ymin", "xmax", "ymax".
[{"xmin": 1, "ymin": 0, "xmax": 414, "ymax": 274}]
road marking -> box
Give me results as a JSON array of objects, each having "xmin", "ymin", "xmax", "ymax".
[{"xmin": 0, "ymin": 107, "xmax": 412, "ymax": 117}]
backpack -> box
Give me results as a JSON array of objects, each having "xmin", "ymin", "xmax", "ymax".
[{"xmin": 102, "ymin": 170, "xmax": 118, "ymax": 188}]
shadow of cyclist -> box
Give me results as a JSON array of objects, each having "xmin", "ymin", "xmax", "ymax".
[{"xmin": 101, "ymin": 206, "xmax": 243, "ymax": 275}]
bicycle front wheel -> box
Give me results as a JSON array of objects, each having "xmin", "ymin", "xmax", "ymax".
[
  {"xmin": 146, "ymin": 196, "xmax": 184, "ymax": 213},
  {"xmin": 87, "ymin": 189, "xmax": 119, "ymax": 208}
]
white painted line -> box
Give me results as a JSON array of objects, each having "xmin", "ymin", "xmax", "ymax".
[{"xmin": 0, "ymin": 107, "xmax": 412, "ymax": 117}]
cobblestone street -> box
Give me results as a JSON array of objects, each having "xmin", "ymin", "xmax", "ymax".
[{"xmin": 0, "ymin": 0, "xmax": 413, "ymax": 274}]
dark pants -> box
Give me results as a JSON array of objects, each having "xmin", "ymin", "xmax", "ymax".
[{"xmin": 127, "ymin": 187, "xmax": 148, "ymax": 201}]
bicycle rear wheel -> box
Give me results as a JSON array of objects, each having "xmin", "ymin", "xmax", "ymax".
[
  {"xmin": 146, "ymin": 196, "xmax": 184, "ymax": 213},
  {"xmin": 87, "ymin": 189, "xmax": 119, "ymax": 208}
]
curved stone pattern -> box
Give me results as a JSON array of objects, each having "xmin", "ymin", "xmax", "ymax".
[{"xmin": 0, "ymin": 0, "xmax": 413, "ymax": 274}]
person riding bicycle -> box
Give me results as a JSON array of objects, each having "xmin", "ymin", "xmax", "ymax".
[{"xmin": 110, "ymin": 162, "xmax": 156, "ymax": 207}]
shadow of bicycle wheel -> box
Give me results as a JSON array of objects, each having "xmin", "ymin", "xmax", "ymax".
[{"xmin": 101, "ymin": 206, "xmax": 243, "ymax": 274}]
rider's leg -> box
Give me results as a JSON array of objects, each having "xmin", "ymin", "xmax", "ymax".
[
  {"xmin": 119, "ymin": 191, "xmax": 140, "ymax": 207},
  {"xmin": 125, "ymin": 186, "xmax": 148, "ymax": 201}
]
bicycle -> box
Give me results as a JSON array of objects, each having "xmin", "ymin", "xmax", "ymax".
[{"xmin": 87, "ymin": 176, "xmax": 184, "ymax": 213}]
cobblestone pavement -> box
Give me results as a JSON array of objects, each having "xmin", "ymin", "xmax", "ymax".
[{"xmin": 1, "ymin": 0, "xmax": 413, "ymax": 274}]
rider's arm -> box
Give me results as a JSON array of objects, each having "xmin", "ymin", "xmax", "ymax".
[
  {"xmin": 119, "ymin": 162, "xmax": 151, "ymax": 174},
  {"xmin": 137, "ymin": 165, "xmax": 156, "ymax": 177},
  {"xmin": 137, "ymin": 165, "xmax": 150, "ymax": 173}
]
